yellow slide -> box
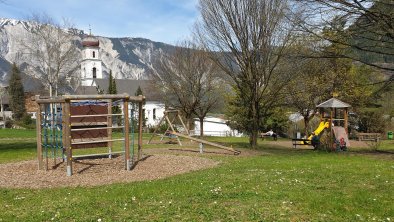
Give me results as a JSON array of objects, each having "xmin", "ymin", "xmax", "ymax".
[{"xmin": 307, "ymin": 121, "xmax": 330, "ymax": 140}]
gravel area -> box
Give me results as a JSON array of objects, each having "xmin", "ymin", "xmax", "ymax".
[{"xmin": 0, "ymin": 154, "xmax": 219, "ymax": 189}]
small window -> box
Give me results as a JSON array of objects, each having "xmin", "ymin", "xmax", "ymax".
[
  {"xmin": 93, "ymin": 51, "xmax": 96, "ymax": 58},
  {"xmin": 93, "ymin": 67, "xmax": 97, "ymax": 78},
  {"xmin": 153, "ymin": 108, "xmax": 156, "ymax": 120}
]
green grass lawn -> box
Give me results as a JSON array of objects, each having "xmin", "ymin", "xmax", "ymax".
[{"xmin": 0, "ymin": 129, "xmax": 393, "ymax": 221}]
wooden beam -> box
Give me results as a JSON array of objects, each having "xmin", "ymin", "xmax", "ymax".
[
  {"xmin": 170, "ymin": 131, "xmax": 240, "ymax": 155},
  {"xmin": 344, "ymin": 108, "xmax": 348, "ymax": 134},
  {"xmin": 166, "ymin": 115, "xmax": 182, "ymax": 146},
  {"xmin": 36, "ymin": 103, "xmax": 43, "ymax": 170},
  {"xmin": 177, "ymin": 111, "xmax": 189, "ymax": 135},
  {"xmin": 124, "ymin": 98, "xmax": 131, "ymax": 170},
  {"xmin": 107, "ymin": 100, "xmax": 112, "ymax": 159},
  {"xmin": 138, "ymin": 100, "xmax": 143, "ymax": 161},
  {"xmin": 147, "ymin": 114, "xmax": 166, "ymax": 144},
  {"xmin": 64, "ymin": 100, "xmax": 73, "ymax": 176}
]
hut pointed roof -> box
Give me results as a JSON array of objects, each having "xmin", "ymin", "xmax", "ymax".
[{"xmin": 316, "ymin": 98, "xmax": 351, "ymax": 108}]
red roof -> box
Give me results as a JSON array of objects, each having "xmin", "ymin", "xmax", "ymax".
[
  {"xmin": 82, "ymin": 40, "xmax": 99, "ymax": 47},
  {"xmin": 82, "ymin": 36, "xmax": 99, "ymax": 47}
]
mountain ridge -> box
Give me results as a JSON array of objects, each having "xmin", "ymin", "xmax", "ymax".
[{"xmin": 0, "ymin": 18, "xmax": 175, "ymax": 90}]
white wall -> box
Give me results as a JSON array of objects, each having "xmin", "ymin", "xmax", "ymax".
[
  {"xmin": 144, "ymin": 101, "xmax": 165, "ymax": 127},
  {"xmin": 193, "ymin": 117, "xmax": 242, "ymax": 137},
  {"xmin": 81, "ymin": 46, "xmax": 103, "ymax": 86},
  {"xmin": 123, "ymin": 101, "xmax": 165, "ymax": 127}
]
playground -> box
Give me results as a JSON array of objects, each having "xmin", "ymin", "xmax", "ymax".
[
  {"xmin": 0, "ymin": 125, "xmax": 393, "ymax": 221},
  {"xmin": 0, "ymin": 95, "xmax": 393, "ymax": 220}
]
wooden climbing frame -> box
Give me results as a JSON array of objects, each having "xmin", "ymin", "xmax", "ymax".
[{"xmin": 34, "ymin": 94, "xmax": 145, "ymax": 176}]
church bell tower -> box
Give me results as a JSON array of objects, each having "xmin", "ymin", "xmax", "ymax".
[{"xmin": 80, "ymin": 34, "xmax": 103, "ymax": 86}]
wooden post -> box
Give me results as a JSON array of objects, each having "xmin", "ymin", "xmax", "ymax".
[
  {"xmin": 344, "ymin": 108, "xmax": 348, "ymax": 134},
  {"xmin": 64, "ymin": 100, "xmax": 73, "ymax": 176},
  {"xmin": 177, "ymin": 111, "xmax": 189, "ymax": 135},
  {"xmin": 138, "ymin": 100, "xmax": 143, "ymax": 161},
  {"xmin": 124, "ymin": 98, "xmax": 130, "ymax": 170},
  {"xmin": 147, "ymin": 114, "xmax": 165, "ymax": 144},
  {"xmin": 107, "ymin": 99, "xmax": 113, "ymax": 158},
  {"xmin": 36, "ymin": 102, "xmax": 43, "ymax": 170},
  {"xmin": 53, "ymin": 103, "xmax": 57, "ymax": 168},
  {"xmin": 330, "ymin": 107, "xmax": 334, "ymax": 151},
  {"xmin": 166, "ymin": 115, "xmax": 182, "ymax": 146},
  {"xmin": 161, "ymin": 114, "xmax": 177, "ymax": 141}
]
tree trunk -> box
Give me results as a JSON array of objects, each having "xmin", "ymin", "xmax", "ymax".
[
  {"xmin": 304, "ymin": 117, "xmax": 309, "ymax": 137},
  {"xmin": 199, "ymin": 117, "xmax": 204, "ymax": 138},
  {"xmin": 249, "ymin": 96, "xmax": 259, "ymax": 148}
]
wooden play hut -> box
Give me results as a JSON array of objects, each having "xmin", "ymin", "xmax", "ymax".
[
  {"xmin": 34, "ymin": 94, "xmax": 145, "ymax": 176},
  {"xmin": 316, "ymin": 97, "xmax": 351, "ymax": 149}
]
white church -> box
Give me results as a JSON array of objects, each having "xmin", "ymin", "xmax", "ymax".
[
  {"xmin": 77, "ymin": 34, "xmax": 240, "ymax": 136},
  {"xmin": 77, "ymin": 34, "xmax": 165, "ymax": 127},
  {"xmin": 80, "ymin": 35, "xmax": 103, "ymax": 86}
]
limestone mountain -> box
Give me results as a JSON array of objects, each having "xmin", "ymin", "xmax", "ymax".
[{"xmin": 0, "ymin": 18, "xmax": 174, "ymax": 90}]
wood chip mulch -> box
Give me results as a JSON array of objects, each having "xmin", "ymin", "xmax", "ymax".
[{"xmin": 0, "ymin": 154, "xmax": 219, "ymax": 189}]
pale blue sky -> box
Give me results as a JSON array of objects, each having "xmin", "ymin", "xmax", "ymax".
[{"xmin": 0, "ymin": 0, "xmax": 199, "ymax": 44}]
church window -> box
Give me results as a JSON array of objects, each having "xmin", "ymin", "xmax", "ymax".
[
  {"xmin": 93, "ymin": 51, "xmax": 96, "ymax": 58},
  {"xmin": 93, "ymin": 67, "xmax": 97, "ymax": 78},
  {"xmin": 153, "ymin": 108, "xmax": 156, "ymax": 120}
]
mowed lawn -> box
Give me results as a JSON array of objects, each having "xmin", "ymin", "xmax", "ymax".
[{"xmin": 0, "ymin": 129, "xmax": 393, "ymax": 221}]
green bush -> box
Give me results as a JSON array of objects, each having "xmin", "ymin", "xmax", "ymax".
[{"xmin": 5, "ymin": 119, "xmax": 13, "ymax": 128}]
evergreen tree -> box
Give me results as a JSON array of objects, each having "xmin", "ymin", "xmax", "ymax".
[
  {"xmin": 8, "ymin": 63, "xmax": 26, "ymax": 120},
  {"xmin": 107, "ymin": 70, "xmax": 120, "ymax": 113},
  {"xmin": 135, "ymin": 86, "xmax": 143, "ymax": 97},
  {"xmin": 111, "ymin": 77, "xmax": 117, "ymax": 94},
  {"xmin": 107, "ymin": 70, "xmax": 115, "ymax": 94}
]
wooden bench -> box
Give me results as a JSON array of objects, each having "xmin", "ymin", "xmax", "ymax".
[
  {"xmin": 260, "ymin": 133, "xmax": 277, "ymax": 141},
  {"xmin": 357, "ymin": 133, "xmax": 381, "ymax": 141},
  {"xmin": 292, "ymin": 138, "xmax": 313, "ymax": 149}
]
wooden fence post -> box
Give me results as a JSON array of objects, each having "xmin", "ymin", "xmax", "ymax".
[{"xmin": 124, "ymin": 98, "xmax": 130, "ymax": 170}]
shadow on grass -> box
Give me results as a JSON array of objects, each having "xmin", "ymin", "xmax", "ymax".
[{"xmin": 0, "ymin": 141, "xmax": 36, "ymax": 152}]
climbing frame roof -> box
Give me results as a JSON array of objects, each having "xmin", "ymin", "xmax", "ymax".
[{"xmin": 316, "ymin": 98, "xmax": 351, "ymax": 108}]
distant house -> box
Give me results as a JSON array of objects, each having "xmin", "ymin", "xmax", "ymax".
[{"xmin": 193, "ymin": 116, "xmax": 242, "ymax": 137}]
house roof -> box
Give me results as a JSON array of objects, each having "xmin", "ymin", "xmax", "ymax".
[
  {"xmin": 316, "ymin": 98, "xmax": 351, "ymax": 108},
  {"xmin": 75, "ymin": 79, "xmax": 163, "ymax": 101}
]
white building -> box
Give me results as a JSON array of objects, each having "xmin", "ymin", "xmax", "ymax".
[
  {"xmin": 80, "ymin": 36, "xmax": 103, "ymax": 86},
  {"xmin": 76, "ymin": 35, "xmax": 165, "ymax": 127},
  {"xmin": 193, "ymin": 116, "xmax": 242, "ymax": 137},
  {"xmin": 144, "ymin": 101, "xmax": 165, "ymax": 127}
]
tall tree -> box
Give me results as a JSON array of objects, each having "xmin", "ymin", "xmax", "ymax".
[
  {"xmin": 296, "ymin": 0, "xmax": 394, "ymax": 82},
  {"xmin": 154, "ymin": 40, "xmax": 223, "ymax": 135},
  {"xmin": 107, "ymin": 70, "xmax": 117, "ymax": 94},
  {"xmin": 8, "ymin": 63, "xmax": 26, "ymax": 120},
  {"xmin": 0, "ymin": 86, "xmax": 7, "ymax": 127},
  {"xmin": 196, "ymin": 0, "xmax": 298, "ymax": 147},
  {"xmin": 20, "ymin": 13, "xmax": 79, "ymax": 97},
  {"xmin": 107, "ymin": 70, "xmax": 120, "ymax": 114}
]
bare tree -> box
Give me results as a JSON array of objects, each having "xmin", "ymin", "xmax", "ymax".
[
  {"xmin": 19, "ymin": 14, "xmax": 79, "ymax": 97},
  {"xmin": 196, "ymin": 0, "xmax": 298, "ymax": 147},
  {"xmin": 153, "ymin": 40, "xmax": 223, "ymax": 136}
]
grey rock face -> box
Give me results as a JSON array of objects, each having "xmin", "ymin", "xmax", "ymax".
[{"xmin": 0, "ymin": 18, "xmax": 174, "ymax": 88}]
